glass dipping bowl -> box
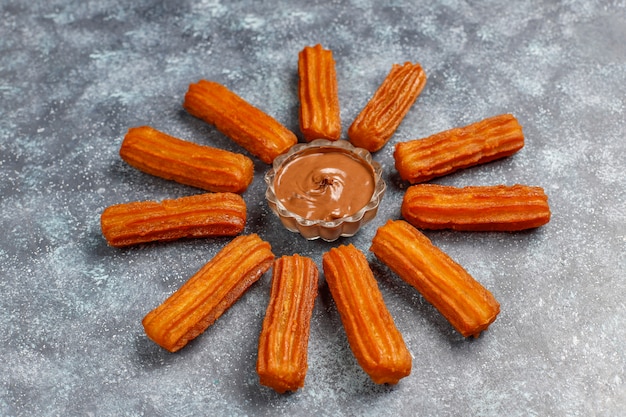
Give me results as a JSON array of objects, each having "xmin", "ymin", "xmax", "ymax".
[{"xmin": 264, "ymin": 139, "xmax": 386, "ymax": 242}]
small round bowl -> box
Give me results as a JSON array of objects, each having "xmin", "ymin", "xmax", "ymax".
[{"xmin": 264, "ymin": 139, "xmax": 386, "ymax": 242}]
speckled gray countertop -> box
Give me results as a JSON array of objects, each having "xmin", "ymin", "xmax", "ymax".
[{"xmin": 1, "ymin": 1, "xmax": 624, "ymax": 416}]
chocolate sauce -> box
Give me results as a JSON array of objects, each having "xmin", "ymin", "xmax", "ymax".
[{"xmin": 273, "ymin": 148, "xmax": 375, "ymax": 221}]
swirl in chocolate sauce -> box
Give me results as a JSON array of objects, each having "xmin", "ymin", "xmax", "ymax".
[{"xmin": 273, "ymin": 148, "xmax": 375, "ymax": 221}]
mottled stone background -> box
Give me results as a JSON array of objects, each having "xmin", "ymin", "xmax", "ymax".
[{"xmin": 1, "ymin": 1, "xmax": 624, "ymax": 416}]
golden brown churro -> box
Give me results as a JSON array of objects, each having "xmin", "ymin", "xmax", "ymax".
[
  {"xmin": 394, "ymin": 113, "xmax": 524, "ymax": 183},
  {"xmin": 348, "ymin": 62, "xmax": 427, "ymax": 152},
  {"xmin": 298, "ymin": 44, "xmax": 341, "ymax": 141},
  {"xmin": 323, "ymin": 244, "xmax": 412, "ymax": 384},
  {"xmin": 142, "ymin": 234, "xmax": 274, "ymax": 352},
  {"xmin": 257, "ymin": 255, "xmax": 319, "ymax": 393},
  {"xmin": 119, "ymin": 126, "xmax": 254, "ymax": 193},
  {"xmin": 370, "ymin": 220, "xmax": 500, "ymax": 337},
  {"xmin": 183, "ymin": 80, "xmax": 297, "ymax": 163},
  {"xmin": 401, "ymin": 184, "xmax": 551, "ymax": 231},
  {"xmin": 101, "ymin": 192, "xmax": 247, "ymax": 247}
]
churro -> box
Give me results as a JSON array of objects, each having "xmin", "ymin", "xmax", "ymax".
[
  {"xmin": 257, "ymin": 255, "xmax": 319, "ymax": 393},
  {"xmin": 298, "ymin": 44, "xmax": 341, "ymax": 141},
  {"xmin": 402, "ymin": 184, "xmax": 551, "ymax": 231},
  {"xmin": 142, "ymin": 234, "xmax": 274, "ymax": 352},
  {"xmin": 371, "ymin": 220, "xmax": 500, "ymax": 337},
  {"xmin": 184, "ymin": 80, "xmax": 297, "ymax": 163},
  {"xmin": 348, "ymin": 62, "xmax": 426, "ymax": 152},
  {"xmin": 101, "ymin": 192, "xmax": 246, "ymax": 247},
  {"xmin": 119, "ymin": 126, "xmax": 253, "ymax": 193},
  {"xmin": 323, "ymin": 244, "xmax": 411, "ymax": 384},
  {"xmin": 394, "ymin": 114, "xmax": 524, "ymax": 183}
]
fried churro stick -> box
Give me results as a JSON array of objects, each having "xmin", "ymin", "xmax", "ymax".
[
  {"xmin": 370, "ymin": 220, "xmax": 500, "ymax": 338},
  {"xmin": 100, "ymin": 192, "xmax": 246, "ymax": 247},
  {"xmin": 348, "ymin": 62, "xmax": 426, "ymax": 152},
  {"xmin": 298, "ymin": 44, "xmax": 341, "ymax": 142},
  {"xmin": 402, "ymin": 184, "xmax": 551, "ymax": 231},
  {"xmin": 120, "ymin": 126, "xmax": 253, "ymax": 193},
  {"xmin": 183, "ymin": 80, "xmax": 298, "ymax": 164},
  {"xmin": 322, "ymin": 244, "xmax": 411, "ymax": 384},
  {"xmin": 394, "ymin": 114, "xmax": 524, "ymax": 184},
  {"xmin": 257, "ymin": 255, "xmax": 319, "ymax": 393},
  {"xmin": 142, "ymin": 234, "xmax": 274, "ymax": 352}
]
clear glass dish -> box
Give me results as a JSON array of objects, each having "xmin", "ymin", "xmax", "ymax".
[{"xmin": 264, "ymin": 139, "xmax": 386, "ymax": 242}]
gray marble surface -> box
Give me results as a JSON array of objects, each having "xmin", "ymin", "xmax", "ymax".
[{"xmin": 1, "ymin": 1, "xmax": 625, "ymax": 416}]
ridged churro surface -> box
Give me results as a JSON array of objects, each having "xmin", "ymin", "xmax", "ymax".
[
  {"xmin": 119, "ymin": 126, "xmax": 254, "ymax": 193},
  {"xmin": 394, "ymin": 114, "xmax": 524, "ymax": 183},
  {"xmin": 257, "ymin": 255, "xmax": 318, "ymax": 393},
  {"xmin": 402, "ymin": 184, "xmax": 551, "ymax": 231},
  {"xmin": 370, "ymin": 220, "xmax": 500, "ymax": 338},
  {"xmin": 323, "ymin": 244, "xmax": 411, "ymax": 384},
  {"xmin": 142, "ymin": 234, "xmax": 274, "ymax": 352},
  {"xmin": 101, "ymin": 192, "xmax": 246, "ymax": 247},
  {"xmin": 183, "ymin": 80, "xmax": 297, "ymax": 163},
  {"xmin": 298, "ymin": 44, "xmax": 341, "ymax": 141},
  {"xmin": 348, "ymin": 62, "xmax": 426, "ymax": 152}
]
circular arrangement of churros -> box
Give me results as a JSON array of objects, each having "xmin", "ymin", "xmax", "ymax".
[{"xmin": 100, "ymin": 43, "xmax": 551, "ymax": 393}]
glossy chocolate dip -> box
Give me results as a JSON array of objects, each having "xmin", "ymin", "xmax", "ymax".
[{"xmin": 273, "ymin": 147, "xmax": 375, "ymax": 222}]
